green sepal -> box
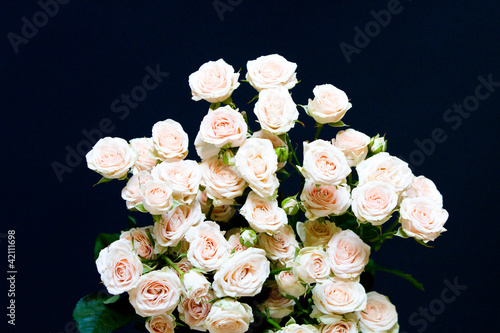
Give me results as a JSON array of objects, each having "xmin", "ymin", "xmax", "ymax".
[
  {"xmin": 102, "ymin": 294, "xmax": 119, "ymax": 305},
  {"xmin": 210, "ymin": 102, "xmax": 221, "ymax": 110},
  {"xmin": 328, "ymin": 120, "xmax": 349, "ymax": 128},
  {"xmin": 93, "ymin": 177, "xmax": 112, "ymax": 186}
]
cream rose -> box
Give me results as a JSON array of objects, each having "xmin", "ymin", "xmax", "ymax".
[
  {"xmin": 240, "ymin": 191, "xmax": 288, "ymax": 234},
  {"xmin": 246, "ymin": 54, "xmax": 298, "ymax": 92},
  {"xmin": 195, "ymin": 106, "xmax": 247, "ymax": 160},
  {"xmin": 152, "ymin": 119, "xmax": 189, "ymax": 161},
  {"xmin": 227, "ymin": 232, "xmax": 248, "ymax": 253},
  {"xmin": 121, "ymin": 171, "xmax": 153, "ymax": 210},
  {"xmin": 146, "ymin": 313, "xmax": 176, "ymax": 333},
  {"xmin": 254, "ymin": 86, "xmax": 299, "ymax": 134},
  {"xmin": 252, "ymin": 130, "xmax": 288, "ymax": 169},
  {"xmin": 185, "ymin": 221, "xmax": 231, "ymax": 272},
  {"xmin": 356, "ymin": 153, "xmax": 413, "ymax": 193},
  {"xmin": 197, "ymin": 190, "xmax": 236, "ymax": 222},
  {"xmin": 320, "ymin": 318, "xmax": 358, "ymax": 333},
  {"xmin": 258, "ymin": 225, "xmax": 299, "ymax": 265},
  {"xmin": 95, "ymin": 239, "xmax": 143, "ymax": 295},
  {"xmin": 234, "ymin": 137, "xmax": 279, "ymax": 198},
  {"xmin": 141, "ymin": 179, "xmax": 174, "ymax": 215},
  {"xmin": 86, "ymin": 137, "xmax": 137, "ymax": 179},
  {"xmin": 307, "ymin": 84, "xmax": 352, "ymax": 124},
  {"xmin": 152, "ymin": 160, "xmax": 201, "ymax": 204},
  {"xmin": 182, "ymin": 270, "xmax": 211, "ymax": 302},
  {"xmin": 128, "ymin": 268, "xmax": 181, "ymax": 317},
  {"xmin": 189, "ymin": 59, "xmax": 240, "ymax": 103},
  {"xmin": 332, "ymin": 129, "xmax": 370, "ymax": 167},
  {"xmin": 296, "ymin": 220, "xmax": 341, "ymax": 248},
  {"xmin": 258, "ymin": 282, "xmax": 295, "ymax": 319},
  {"xmin": 357, "ymin": 291, "xmax": 399, "ymax": 333},
  {"xmin": 399, "ymin": 197, "xmax": 448, "ymax": 242},
  {"xmin": 130, "ymin": 138, "xmax": 158, "ymax": 174},
  {"xmin": 178, "ymin": 292, "xmax": 215, "ymax": 331},
  {"xmin": 327, "ymin": 230, "xmax": 370, "ymax": 280},
  {"xmin": 278, "ymin": 324, "xmax": 320, "ymax": 333},
  {"xmin": 351, "ymin": 181, "xmax": 399, "ymax": 226},
  {"xmin": 293, "ymin": 247, "xmax": 331, "ymax": 284},
  {"xmin": 200, "ymin": 158, "xmax": 247, "ymax": 206},
  {"xmin": 404, "ymin": 175, "xmax": 443, "ymax": 207},
  {"xmin": 174, "ymin": 258, "xmax": 193, "ymax": 276},
  {"xmin": 205, "ymin": 298, "xmax": 253, "ymax": 333},
  {"xmin": 120, "ymin": 226, "xmax": 156, "ymax": 260},
  {"xmin": 312, "ymin": 280, "xmax": 367, "ymax": 315},
  {"xmin": 301, "ymin": 140, "xmax": 351, "ymax": 186},
  {"xmin": 301, "ymin": 180, "xmax": 351, "ymax": 220},
  {"xmin": 275, "ymin": 270, "xmax": 307, "ymax": 298}
]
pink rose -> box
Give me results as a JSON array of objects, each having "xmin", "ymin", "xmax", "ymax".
[
  {"xmin": 404, "ymin": 175, "xmax": 443, "ymax": 207},
  {"xmin": 141, "ymin": 179, "xmax": 174, "ymax": 215},
  {"xmin": 356, "ymin": 153, "xmax": 413, "ymax": 193},
  {"xmin": 130, "ymin": 138, "xmax": 158, "ymax": 174},
  {"xmin": 200, "ymin": 157, "xmax": 247, "ymax": 205},
  {"xmin": 252, "ymin": 130, "xmax": 288, "ymax": 169},
  {"xmin": 399, "ymin": 197, "xmax": 448, "ymax": 242},
  {"xmin": 197, "ymin": 190, "xmax": 236, "ymax": 222},
  {"xmin": 145, "ymin": 313, "xmax": 176, "ymax": 333},
  {"xmin": 333, "ymin": 129, "xmax": 370, "ymax": 167},
  {"xmin": 120, "ymin": 226, "xmax": 156, "ymax": 260},
  {"xmin": 189, "ymin": 59, "xmax": 240, "ymax": 103},
  {"xmin": 121, "ymin": 171, "xmax": 153, "ymax": 210},
  {"xmin": 178, "ymin": 292, "xmax": 215, "ymax": 331},
  {"xmin": 240, "ymin": 191, "xmax": 288, "ymax": 234},
  {"xmin": 301, "ymin": 140, "xmax": 351, "ymax": 186},
  {"xmin": 301, "ymin": 180, "xmax": 351, "ymax": 220},
  {"xmin": 296, "ymin": 220, "xmax": 341, "ymax": 248},
  {"xmin": 312, "ymin": 280, "xmax": 367, "ymax": 315},
  {"xmin": 86, "ymin": 137, "xmax": 137, "ymax": 179},
  {"xmin": 320, "ymin": 318, "xmax": 358, "ymax": 333},
  {"xmin": 327, "ymin": 230, "xmax": 370, "ymax": 280},
  {"xmin": 275, "ymin": 270, "xmax": 307, "ymax": 298},
  {"xmin": 307, "ymin": 84, "xmax": 352, "ymax": 124},
  {"xmin": 227, "ymin": 232, "xmax": 248, "ymax": 253},
  {"xmin": 152, "ymin": 119, "xmax": 189, "ymax": 161},
  {"xmin": 258, "ymin": 282, "xmax": 295, "ymax": 319},
  {"xmin": 258, "ymin": 225, "xmax": 299, "ymax": 265},
  {"xmin": 152, "ymin": 160, "xmax": 201, "ymax": 204},
  {"xmin": 182, "ymin": 270, "xmax": 211, "ymax": 302},
  {"xmin": 351, "ymin": 181, "xmax": 399, "ymax": 226},
  {"xmin": 293, "ymin": 247, "xmax": 331, "ymax": 284},
  {"xmin": 253, "ymin": 86, "xmax": 299, "ymax": 134},
  {"xmin": 246, "ymin": 54, "xmax": 298, "ymax": 92},
  {"xmin": 205, "ymin": 298, "xmax": 253, "ymax": 333},
  {"xmin": 357, "ymin": 291, "xmax": 398, "ymax": 333}
]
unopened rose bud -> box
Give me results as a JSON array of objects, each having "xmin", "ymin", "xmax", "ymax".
[
  {"xmin": 275, "ymin": 146, "xmax": 289, "ymax": 163},
  {"xmin": 222, "ymin": 149, "xmax": 235, "ymax": 166},
  {"xmin": 239, "ymin": 229, "xmax": 258, "ymax": 248},
  {"xmin": 281, "ymin": 196, "xmax": 299, "ymax": 215},
  {"xmin": 369, "ymin": 134, "xmax": 387, "ymax": 154}
]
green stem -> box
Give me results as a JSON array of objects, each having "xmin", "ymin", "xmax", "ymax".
[
  {"xmin": 270, "ymin": 267, "xmax": 292, "ymax": 275},
  {"xmin": 285, "ymin": 134, "xmax": 301, "ymax": 167},
  {"xmin": 314, "ymin": 123, "xmax": 324, "ymax": 140},
  {"xmin": 261, "ymin": 309, "xmax": 282, "ymax": 330},
  {"xmin": 163, "ymin": 255, "xmax": 184, "ymax": 277},
  {"xmin": 206, "ymin": 201, "xmax": 214, "ymax": 220}
]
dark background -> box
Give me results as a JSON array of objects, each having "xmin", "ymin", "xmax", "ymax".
[{"xmin": 1, "ymin": 0, "xmax": 499, "ymax": 332}]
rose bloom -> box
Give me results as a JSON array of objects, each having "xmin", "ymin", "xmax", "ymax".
[
  {"xmin": 178, "ymin": 291, "xmax": 215, "ymax": 331},
  {"xmin": 195, "ymin": 106, "xmax": 247, "ymax": 160},
  {"xmin": 296, "ymin": 220, "xmax": 341, "ymax": 248},
  {"xmin": 200, "ymin": 157, "xmax": 247, "ymax": 206},
  {"xmin": 185, "ymin": 221, "xmax": 231, "ymax": 272},
  {"xmin": 182, "ymin": 270, "xmax": 211, "ymax": 302},
  {"xmin": 146, "ymin": 313, "xmax": 176, "ymax": 333},
  {"xmin": 197, "ymin": 190, "xmax": 236, "ymax": 222},
  {"xmin": 205, "ymin": 298, "xmax": 253, "ymax": 333},
  {"xmin": 129, "ymin": 268, "xmax": 182, "ymax": 317},
  {"xmin": 293, "ymin": 247, "xmax": 331, "ymax": 284},
  {"xmin": 301, "ymin": 140, "xmax": 351, "ymax": 186},
  {"xmin": 312, "ymin": 279, "xmax": 367, "ymax": 315},
  {"xmin": 152, "ymin": 119, "xmax": 189, "ymax": 161},
  {"xmin": 301, "ymin": 180, "xmax": 351, "ymax": 220},
  {"xmin": 307, "ymin": 84, "xmax": 352, "ymax": 124},
  {"xmin": 189, "ymin": 59, "xmax": 240, "ymax": 103},
  {"xmin": 246, "ymin": 54, "xmax": 298, "ymax": 92},
  {"xmin": 234, "ymin": 138, "xmax": 279, "ymax": 198},
  {"xmin": 151, "ymin": 160, "xmax": 201, "ymax": 204},
  {"xmin": 278, "ymin": 324, "xmax": 320, "ymax": 333},
  {"xmin": 357, "ymin": 291, "xmax": 399, "ymax": 333},
  {"xmin": 120, "ymin": 226, "xmax": 156, "ymax": 260},
  {"xmin": 253, "ymin": 86, "xmax": 299, "ymax": 135},
  {"xmin": 213, "ymin": 248, "xmax": 270, "ymax": 298},
  {"xmin": 356, "ymin": 152, "xmax": 413, "ymax": 194},
  {"xmin": 121, "ymin": 171, "xmax": 153, "ymax": 210},
  {"xmin": 141, "ymin": 179, "xmax": 174, "ymax": 215},
  {"xmin": 227, "ymin": 232, "xmax": 248, "ymax": 253},
  {"xmin": 240, "ymin": 191, "xmax": 288, "ymax": 234},
  {"xmin": 327, "ymin": 230, "xmax": 370, "ymax": 280},
  {"xmin": 399, "ymin": 197, "xmax": 449, "ymax": 242},
  {"xmin": 258, "ymin": 225, "xmax": 299, "ymax": 265},
  {"xmin": 130, "ymin": 138, "xmax": 158, "ymax": 174},
  {"xmin": 351, "ymin": 181, "xmax": 399, "ymax": 226},
  {"xmin": 332, "ymin": 129, "xmax": 370, "ymax": 167},
  {"xmin": 96, "ymin": 239, "xmax": 143, "ymax": 295},
  {"xmin": 153, "ymin": 201, "xmax": 204, "ymax": 253},
  {"xmin": 175, "ymin": 258, "xmax": 193, "ymax": 276},
  {"xmin": 86, "ymin": 137, "xmax": 138, "ymax": 179},
  {"xmin": 404, "ymin": 175, "xmax": 443, "ymax": 207},
  {"xmin": 275, "ymin": 270, "xmax": 307, "ymax": 298},
  {"xmin": 252, "ymin": 130, "xmax": 288, "ymax": 169},
  {"xmin": 258, "ymin": 282, "xmax": 295, "ymax": 319},
  {"xmin": 320, "ymin": 318, "xmax": 358, "ymax": 333}
]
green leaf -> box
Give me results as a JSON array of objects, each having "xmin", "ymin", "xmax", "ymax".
[
  {"xmin": 73, "ymin": 292, "xmax": 135, "ymax": 333},
  {"xmin": 367, "ymin": 259, "xmax": 424, "ymax": 291},
  {"xmin": 94, "ymin": 233, "xmax": 120, "ymax": 260},
  {"xmin": 127, "ymin": 216, "xmax": 137, "ymax": 229},
  {"xmin": 93, "ymin": 177, "xmax": 113, "ymax": 186},
  {"xmin": 328, "ymin": 120, "xmax": 349, "ymax": 127},
  {"xmin": 102, "ymin": 295, "xmax": 119, "ymax": 305}
]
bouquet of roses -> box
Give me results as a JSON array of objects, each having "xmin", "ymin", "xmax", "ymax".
[{"xmin": 74, "ymin": 54, "xmax": 449, "ymax": 333}]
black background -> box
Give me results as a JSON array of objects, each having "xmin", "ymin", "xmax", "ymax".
[{"xmin": 1, "ymin": 1, "xmax": 500, "ymax": 332}]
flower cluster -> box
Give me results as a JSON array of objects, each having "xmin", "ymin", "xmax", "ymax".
[{"xmin": 84, "ymin": 54, "xmax": 448, "ymax": 333}]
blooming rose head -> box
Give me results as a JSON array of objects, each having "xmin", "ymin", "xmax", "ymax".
[
  {"xmin": 205, "ymin": 298, "xmax": 253, "ymax": 333},
  {"xmin": 195, "ymin": 106, "xmax": 248, "ymax": 160},
  {"xmin": 130, "ymin": 138, "xmax": 158, "ymax": 174},
  {"xmin": 327, "ymin": 230, "xmax": 370, "ymax": 280},
  {"xmin": 258, "ymin": 225, "xmax": 299, "ymax": 265},
  {"xmin": 96, "ymin": 239, "xmax": 143, "ymax": 295},
  {"xmin": 279, "ymin": 324, "xmax": 320, "ymax": 333},
  {"xmin": 200, "ymin": 157, "xmax": 247, "ymax": 205},
  {"xmin": 404, "ymin": 175, "xmax": 443, "ymax": 207},
  {"xmin": 351, "ymin": 181, "xmax": 399, "ymax": 226},
  {"xmin": 301, "ymin": 140, "xmax": 351, "ymax": 186},
  {"xmin": 307, "ymin": 84, "xmax": 352, "ymax": 124},
  {"xmin": 152, "ymin": 160, "xmax": 201, "ymax": 204},
  {"xmin": 121, "ymin": 171, "xmax": 153, "ymax": 210},
  {"xmin": 319, "ymin": 318, "xmax": 358, "ymax": 333},
  {"xmin": 332, "ymin": 129, "xmax": 370, "ymax": 167},
  {"xmin": 146, "ymin": 314, "xmax": 176, "ymax": 333},
  {"xmin": 129, "ymin": 268, "xmax": 182, "ymax": 317},
  {"xmin": 312, "ymin": 279, "xmax": 367, "ymax": 315},
  {"xmin": 178, "ymin": 291, "xmax": 215, "ymax": 331},
  {"xmin": 301, "ymin": 180, "xmax": 351, "ymax": 220},
  {"xmin": 234, "ymin": 138, "xmax": 279, "ymax": 198},
  {"xmin": 296, "ymin": 220, "xmax": 341, "ymax": 248},
  {"xmin": 357, "ymin": 291, "xmax": 398, "ymax": 333},
  {"xmin": 356, "ymin": 153, "xmax": 413, "ymax": 193},
  {"xmin": 141, "ymin": 179, "xmax": 174, "ymax": 215},
  {"xmin": 86, "ymin": 137, "xmax": 137, "ymax": 179},
  {"xmin": 174, "ymin": 258, "xmax": 193, "ymax": 276},
  {"xmin": 258, "ymin": 282, "xmax": 295, "ymax": 319},
  {"xmin": 254, "ymin": 86, "xmax": 299, "ymax": 135},
  {"xmin": 189, "ymin": 59, "xmax": 240, "ymax": 103},
  {"xmin": 182, "ymin": 270, "xmax": 211, "ymax": 302},
  {"xmin": 246, "ymin": 54, "xmax": 298, "ymax": 92},
  {"xmin": 252, "ymin": 129, "xmax": 288, "ymax": 170},
  {"xmin": 293, "ymin": 247, "xmax": 331, "ymax": 284},
  {"xmin": 399, "ymin": 197, "xmax": 449, "ymax": 242},
  {"xmin": 120, "ymin": 226, "xmax": 156, "ymax": 260},
  {"xmin": 240, "ymin": 191, "xmax": 288, "ymax": 234},
  {"xmin": 152, "ymin": 119, "xmax": 189, "ymax": 161},
  {"xmin": 275, "ymin": 270, "xmax": 307, "ymax": 298}
]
